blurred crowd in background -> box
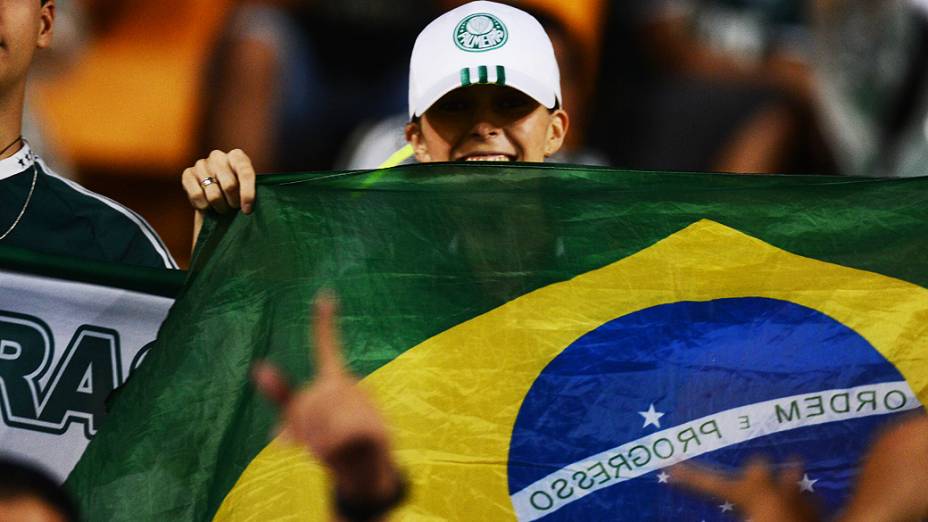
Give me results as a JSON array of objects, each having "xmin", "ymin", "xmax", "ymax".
[{"xmin": 26, "ymin": 0, "xmax": 928, "ymax": 267}]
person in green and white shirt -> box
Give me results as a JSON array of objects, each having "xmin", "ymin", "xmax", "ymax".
[{"xmin": 0, "ymin": 0, "xmax": 176, "ymax": 269}]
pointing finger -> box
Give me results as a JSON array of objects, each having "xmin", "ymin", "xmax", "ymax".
[{"xmin": 312, "ymin": 290, "xmax": 346, "ymax": 378}]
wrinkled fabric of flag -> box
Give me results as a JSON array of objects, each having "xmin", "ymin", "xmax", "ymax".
[{"xmin": 66, "ymin": 164, "xmax": 928, "ymax": 521}]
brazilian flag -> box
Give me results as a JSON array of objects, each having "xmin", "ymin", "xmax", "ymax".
[{"xmin": 67, "ymin": 165, "xmax": 928, "ymax": 521}]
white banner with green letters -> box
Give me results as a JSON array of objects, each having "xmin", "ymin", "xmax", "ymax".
[{"xmin": 0, "ymin": 246, "xmax": 182, "ymax": 480}]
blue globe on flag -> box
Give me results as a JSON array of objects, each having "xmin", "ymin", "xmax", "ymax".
[{"xmin": 508, "ymin": 297, "xmax": 919, "ymax": 521}]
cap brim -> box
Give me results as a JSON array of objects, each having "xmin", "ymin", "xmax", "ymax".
[{"xmin": 410, "ymin": 67, "xmax": 559, "ymax": 119}]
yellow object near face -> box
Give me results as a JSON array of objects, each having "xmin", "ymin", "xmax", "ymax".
[{"xmin": 405, "ymin": 85, "xmax": 569, "ymax": 163}]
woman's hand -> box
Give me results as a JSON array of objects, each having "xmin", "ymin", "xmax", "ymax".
[{"xmin": 181, "ymin": 149, "xmax": 256, "ymax": 215}]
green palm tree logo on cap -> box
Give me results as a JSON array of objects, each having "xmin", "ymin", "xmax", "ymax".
[{"xmin": 454, "ymin": 13, "xmax": 508, "ymax": 52}]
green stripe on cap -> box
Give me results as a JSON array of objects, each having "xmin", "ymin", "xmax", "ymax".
[
  {"xmin": 478, "ymin": 65, "xmax": 488, "ymax": 83},
  {"xmin": 495, "ymin": 66, "xmax": 506, "ymax": 85},
  {"xmin": 460, "ymin": 68, "xmax": 471, "ymax": 87}
]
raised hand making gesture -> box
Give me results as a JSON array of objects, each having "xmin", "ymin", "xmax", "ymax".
[
  {"xmin": 671, "ymin": 414, "xmax": 928, "ymax": 522},
  {"xmin": 252, "ymin": 292, "xmax": 406, "ymax": 522},
  {"xmin": 671, "ymin": 458, "xmax": 819, "ymax": 522}
]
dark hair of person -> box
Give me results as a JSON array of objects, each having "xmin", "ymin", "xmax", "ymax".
[{"xmin": 0, "ymin": 458, "xmax": 80, "ymax": 522}]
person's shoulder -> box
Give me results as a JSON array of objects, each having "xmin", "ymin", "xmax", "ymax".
[{"xmin": 37, "ymin": 160, "xmax": 178, "ymax": 269}]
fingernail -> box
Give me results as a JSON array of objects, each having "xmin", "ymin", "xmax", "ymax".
[{"xmin": 243, "ymin": 203, "xmax": 252, "ymax": 214}]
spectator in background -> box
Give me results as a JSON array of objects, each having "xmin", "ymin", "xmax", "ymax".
[
  {"xmin": 813, "ymin": 0, "xmax": 928, "ymax": 178},
  {"xmin": 0, "ymin": 0, "xmax": 176, "ymax": 268},
  {"xmin": 589, "ymin": 0, "xmax": 832, "ymax": 174},
  {"xmin": 0, "ymin": 458, "xmax": 79, "ymax": 522},
  {"xmin": 201, "ymin": 0, "xmax": 439, "ymax": 173}
]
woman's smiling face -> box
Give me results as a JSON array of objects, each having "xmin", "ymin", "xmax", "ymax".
[{"xmin": 405, "ymin": 85, "xmax": 568, "ymax": 163}]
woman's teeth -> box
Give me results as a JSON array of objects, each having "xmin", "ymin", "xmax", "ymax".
[{"xmin": 464, "ymin": 155, "xmax": 511, "ymax": 162}]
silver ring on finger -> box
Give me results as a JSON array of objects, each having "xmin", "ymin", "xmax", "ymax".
[{"xmin": 200, "ymin": 177, "xmax": 216, "ymax": 187}]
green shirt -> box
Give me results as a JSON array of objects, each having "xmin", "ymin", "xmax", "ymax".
[{"xmin": 0, "ymin": 144, "xmax": 177, "ymax": 269}]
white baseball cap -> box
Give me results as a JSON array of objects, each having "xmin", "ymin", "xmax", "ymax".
[{"xmin": 407, "ymin": 0, "xmax": 562, "ymax": 119}]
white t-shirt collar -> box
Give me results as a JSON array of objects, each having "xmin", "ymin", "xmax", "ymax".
[{"xmin": 0, "ymin": 142, "xmax": 35, "ymax": 181}]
